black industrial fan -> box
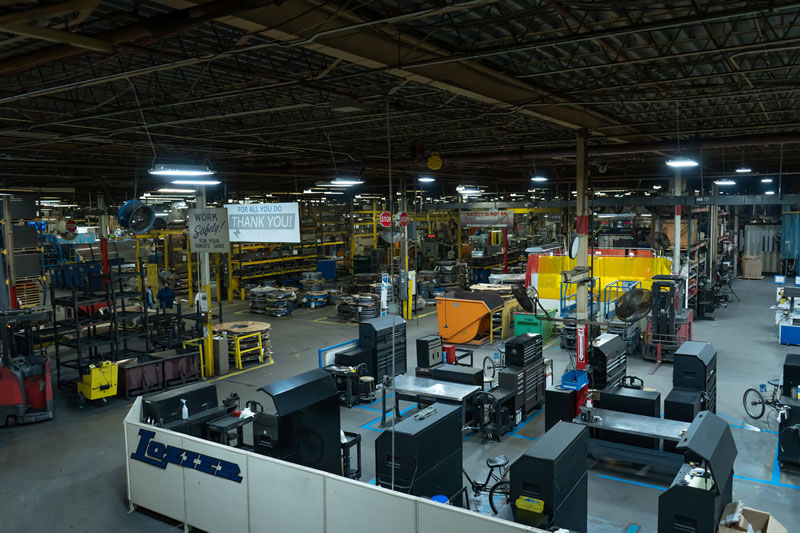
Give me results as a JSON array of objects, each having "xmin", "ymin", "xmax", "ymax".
[
  {"xmin": 512, "ymin": 283, "xmax": 534, "ymax": 313},
  {"xmin": 615, "ymin": 288, "xmax": 653, "ymax": 322}
]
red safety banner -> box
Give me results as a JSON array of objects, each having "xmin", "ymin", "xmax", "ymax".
[
  {"xmin": 576, "ymin": 215, "xmax": 589, "ymax": 235},
  {"xmin": 676, "ymin": 205, "xmax": 682, "ymax": 216}
]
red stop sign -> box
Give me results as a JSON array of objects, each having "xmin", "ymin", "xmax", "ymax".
[
  {"xmin": 397, "ymin": 211, "xmax": 409, "ymax": 227},
  {"xmin": 65, "ymin": 219, "xmax": 78, "ymax": 233},
  {"xmin": 379, "ymin": 211, "xmax": 392, "ymax": 227}
]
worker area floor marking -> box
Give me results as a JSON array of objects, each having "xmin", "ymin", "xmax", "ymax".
[{"xmin": 596, "ymin": 474, "xmax": 667, "ymax": 491}]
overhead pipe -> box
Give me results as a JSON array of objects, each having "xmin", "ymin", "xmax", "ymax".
[{"xmin": 265, "ymin": 131, "xmax": 800, "ymax": 173}]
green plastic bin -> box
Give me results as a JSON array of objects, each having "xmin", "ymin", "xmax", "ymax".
[{"xmin": 514, "ymin": 309, "xmax": 556, "ymax": 342}]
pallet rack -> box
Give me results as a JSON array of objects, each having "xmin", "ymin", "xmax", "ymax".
[{"xmin": 51, "ymin": 261, "xmax": 149, "ymax": 387}]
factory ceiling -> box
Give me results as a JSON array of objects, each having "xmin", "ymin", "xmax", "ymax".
[{"xmin": 1, "ymin": 0, "xmax": 799, "ymax": 200}]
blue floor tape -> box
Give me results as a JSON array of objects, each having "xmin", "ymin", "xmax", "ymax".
[
  {"xmin": 596, "ymin": 473, "xmax": 667, "ymax": 491},
  {"xmin": 625, "ymin": 525, "xmax": 640, "ymax": 533},
  {"xmin": 734, "ymin": 474, "xmax": 800, "ymax": 490}
]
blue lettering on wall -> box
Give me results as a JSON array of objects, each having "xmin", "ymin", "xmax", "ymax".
[{"xmin": 130, "ymin": 429, "xmax": 243, "ymax": 483}]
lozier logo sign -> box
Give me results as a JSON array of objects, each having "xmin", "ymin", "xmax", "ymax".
[{"xmin": 130, "ymin": 428, "xmax": 243, "ymax": 483}]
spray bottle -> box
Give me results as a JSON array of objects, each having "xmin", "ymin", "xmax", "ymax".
[{"xmin": 180, "ymin": 399, "xmax": 188, "ymax": 420}]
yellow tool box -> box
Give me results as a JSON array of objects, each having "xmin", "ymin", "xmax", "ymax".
[{"xmin": 77, "ymin": 361, "xmax": 118, "ymax": 406}]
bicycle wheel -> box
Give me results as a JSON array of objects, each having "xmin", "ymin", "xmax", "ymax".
[
  {"xmin": 482, "ymin": 356, "xmax": 496, "ymax": 380},
  {"xmin": 743, "ymin": 388, "xmax": 766, "ymax": 420},
  {"xmin": 489, "ymin": 480, "xmax": 510, "ymax": 515}
]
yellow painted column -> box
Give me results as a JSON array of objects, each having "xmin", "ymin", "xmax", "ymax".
[
  {"xmin": 372, "ymin": 200, "xmax": 378, "ymax": 249},
  {"xmin": 215, "ymin": 253, "xmax": 221, "ymax": 302},
  {"xmin": 186, "ymin": 239, "xmax": 194, "ymax": 302},
  {"xmin": 227, "ymin": 250, "xmax": 234, "ymax": 303}
]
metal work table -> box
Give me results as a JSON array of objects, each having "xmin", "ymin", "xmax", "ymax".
[
  {"xmin": 391, "ymin": 375, "xmax": 480, "ymax": 425},
  {"xmin": 573, "ymin": 408, "xmax": 690, "ymax": 473},
  {"xmin": 574, "ymin": 408, "xmax": 690, "ymax": 442}
]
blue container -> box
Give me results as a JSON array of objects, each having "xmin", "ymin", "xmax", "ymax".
[
  {"xmin": 561, "ymin": 370, "xmax": 589, "ymax": 391},
  {"xmin": 317, "ymin": 259, "xmax": 336, "ymax": 280}
]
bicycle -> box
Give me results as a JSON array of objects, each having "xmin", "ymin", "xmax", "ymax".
[
  {"xmin": 462, "ymin": 454, "xmax": 511, "ymax": 515},
  {"xmin": 743, "ymin": 379, "xmax": 790, "ymax": 422}
]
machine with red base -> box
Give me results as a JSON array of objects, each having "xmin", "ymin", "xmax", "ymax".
[{"xmin": 0, "ymin": 310, "xmax": 54, "ymax": 427}]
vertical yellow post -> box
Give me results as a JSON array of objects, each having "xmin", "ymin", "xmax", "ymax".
[
  {"xmin": 186, "ymin": 239, "xmax": 194, "ymax": 302},
  {"xmin": 215, "ymin": 253, "xmax": 221, "ymax": 302},
  {"xmin": 164, "ymin": 233, "xmax": 169, "ymax": 271},
  {"xmin": 227, "ymin": 250, "xmax": 234, "ymax": 303},
  {"xmin": 372, "ymin": 200, "xmax": 378, "ymax": 249}
]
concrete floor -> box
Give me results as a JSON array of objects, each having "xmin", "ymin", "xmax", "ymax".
[{"xmin": 1, "ymin": 278, "xmax": 798, "ymax": 532}]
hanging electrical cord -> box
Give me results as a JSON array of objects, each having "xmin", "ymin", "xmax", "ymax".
[{"xmin": 127, "ymin": 78, "xmax": 158, "ymax": 165}]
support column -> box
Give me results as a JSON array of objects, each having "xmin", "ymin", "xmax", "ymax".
[
  {"xmin": 456, "ymin": 209, "xmax": 462, "ymax": 260},
  {"xmin": 2, "ymin": 196, "xmax": 17, "ymax": 308},
  {"xmin": 198, "ymin": 187, "xmax": 214, "ymax": 377},
  {"xmin": 673, "ymin": 170, "xmax": 682, "ymax": 275},
  {"xmin": 709, "ymin": 184, "xmax": 718, "ymax": 279},
  {"xmin": 575, "ymin": 130, "xmax": 589, "ymax": 371},
  {"xmin": 97, "ymin": 194, "xmax": 110, "ymax": 280}
]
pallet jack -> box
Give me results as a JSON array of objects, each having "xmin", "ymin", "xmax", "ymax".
[{"xmin": 0, "ymin": 309, "xmax": 54, "ymax": 427}]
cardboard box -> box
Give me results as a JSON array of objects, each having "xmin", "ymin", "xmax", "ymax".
[
  {"xmin": 719, "ymin": 503, "xmax": 788, "ymax": 533},
  {"xmin": 662, "ymin": 219, "xmax": 698, "ymax": 250},
  {"xmin": 742, "ymin": 256, "xmax": 763, "ymax": 278}
]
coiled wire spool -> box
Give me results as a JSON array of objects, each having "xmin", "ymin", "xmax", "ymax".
[
  {"xmin": 327, "ymin": 290, "xmax": 343, "ymax": 305},
  {"xmin": 303, "ymin": 291, "xmax": 328, "ymax": 308},
  {"xmin": 266, "ymin": 297, "xmax": 294, "ymax": 317},
  {"xmin": 302, "ymin": 271, "xmax": 323, "ymax": 281}
]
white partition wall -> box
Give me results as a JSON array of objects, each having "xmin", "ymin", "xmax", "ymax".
[{"xmin": 124, "ymin": 398, "xmax": 545, "ymax": 533}]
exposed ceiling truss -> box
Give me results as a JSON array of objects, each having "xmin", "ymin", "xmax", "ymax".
[{"xmin": 0, "ymin": 0, "xmax": 799, "ymax": 199}]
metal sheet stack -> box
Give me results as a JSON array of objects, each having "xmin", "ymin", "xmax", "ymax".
[
  {"xmin": 435, "ymin": 260, "xmax": 466, "ymax": 291},
  {"xmin": 265, "ymin": 288, "xmax": 296, "ymax": 317},
  {"xmin": 301, "ymin": 271, "xmax": 325, "ymax": 292},
  {"xmin": 353, "ymin": 273, "xmax": 378, "ymax": 293},
  {"xmin": 498, "ymin": 333, "xmax": 545, "ymax": 421},
  {"xmin": 337, "ymin": 294, "xmax": 379, "ymax": 322}
]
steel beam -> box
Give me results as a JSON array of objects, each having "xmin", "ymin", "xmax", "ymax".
[{"xmin": 423, "ymin": 194, "xmax": 800, "ymax": 210}]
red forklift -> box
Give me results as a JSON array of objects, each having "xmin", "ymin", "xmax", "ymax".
[{"xmin": 0, "ymin": 309, "xmax": 54, "ymax": 427}]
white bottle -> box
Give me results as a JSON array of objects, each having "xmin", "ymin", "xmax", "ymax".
[{"xmin": 180, "ymin": 399, "xmax": 188, "ymax": 420}]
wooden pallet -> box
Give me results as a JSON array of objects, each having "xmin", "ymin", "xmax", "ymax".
[{"xmin": 16, "ymin": 277, "xmax": 42, "ymax": 308}]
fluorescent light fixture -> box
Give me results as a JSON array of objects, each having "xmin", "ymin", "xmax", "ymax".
[
  {"xmin": 735, "ymin": 166, "xmax": 751, "ymax": 173},
  {"xmin": 418, "ymin": 176, "xmax": 435, "ymax": 183},
  {"xmin": 155, "ymin": 213, "xmax": 169, "ymax": 217},
  {"xmin": 149, "ymin": 164, "xmax": 215, "ymax": 177},
  {"xmin": 456, "ymin": 185, "xmax": 481, "ymax": 195},
  {"xmin": 766, "ymin": 191, "xmax": 776, "ymax": 195},
  {"xmin": 531, "ymin": 176, "xmax": 548, "ymax": 182},
  {"xmin": 652, "ymin": 184, "xmax": 662, "ymax": 190},
  {"xmin": 157, "ymin": 188, "xmax": 196, "ymax": 193},
  {"xmin": 330, "ymin": 178, "xmax": 363, "ymax": 186},
  {"xmin": 714, "ymin": 179, "xmax": 736, "ymax": 186},
  {"xmin": 666, "ymin": 156, "xmax": 699, "ymax": 168},
  {"xmin": 324, "ymin": 191, "xmax": 344, "ymax": 195},
  {"xmin": 330, "ymin": 98, "xmax": 365, "ymax": 113},
  {"xmin": 171, "ymin": 179, "xmax": 221, "ymax": 185},
  {"xmin": 761, "ymin": 178, "xmax": 773, "ymax": 183}
]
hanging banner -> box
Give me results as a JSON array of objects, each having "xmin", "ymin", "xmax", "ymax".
[
  {"xmin": 188, "ymin": 208, "xmax": 231, "ymax": 253},
  {"xmin": 460, "ymin": 210, "xmax": 514, "ymax": 228},
  {"xmin": 226, "ymin": 203, "xmax": 301, "ymax": 243}
]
